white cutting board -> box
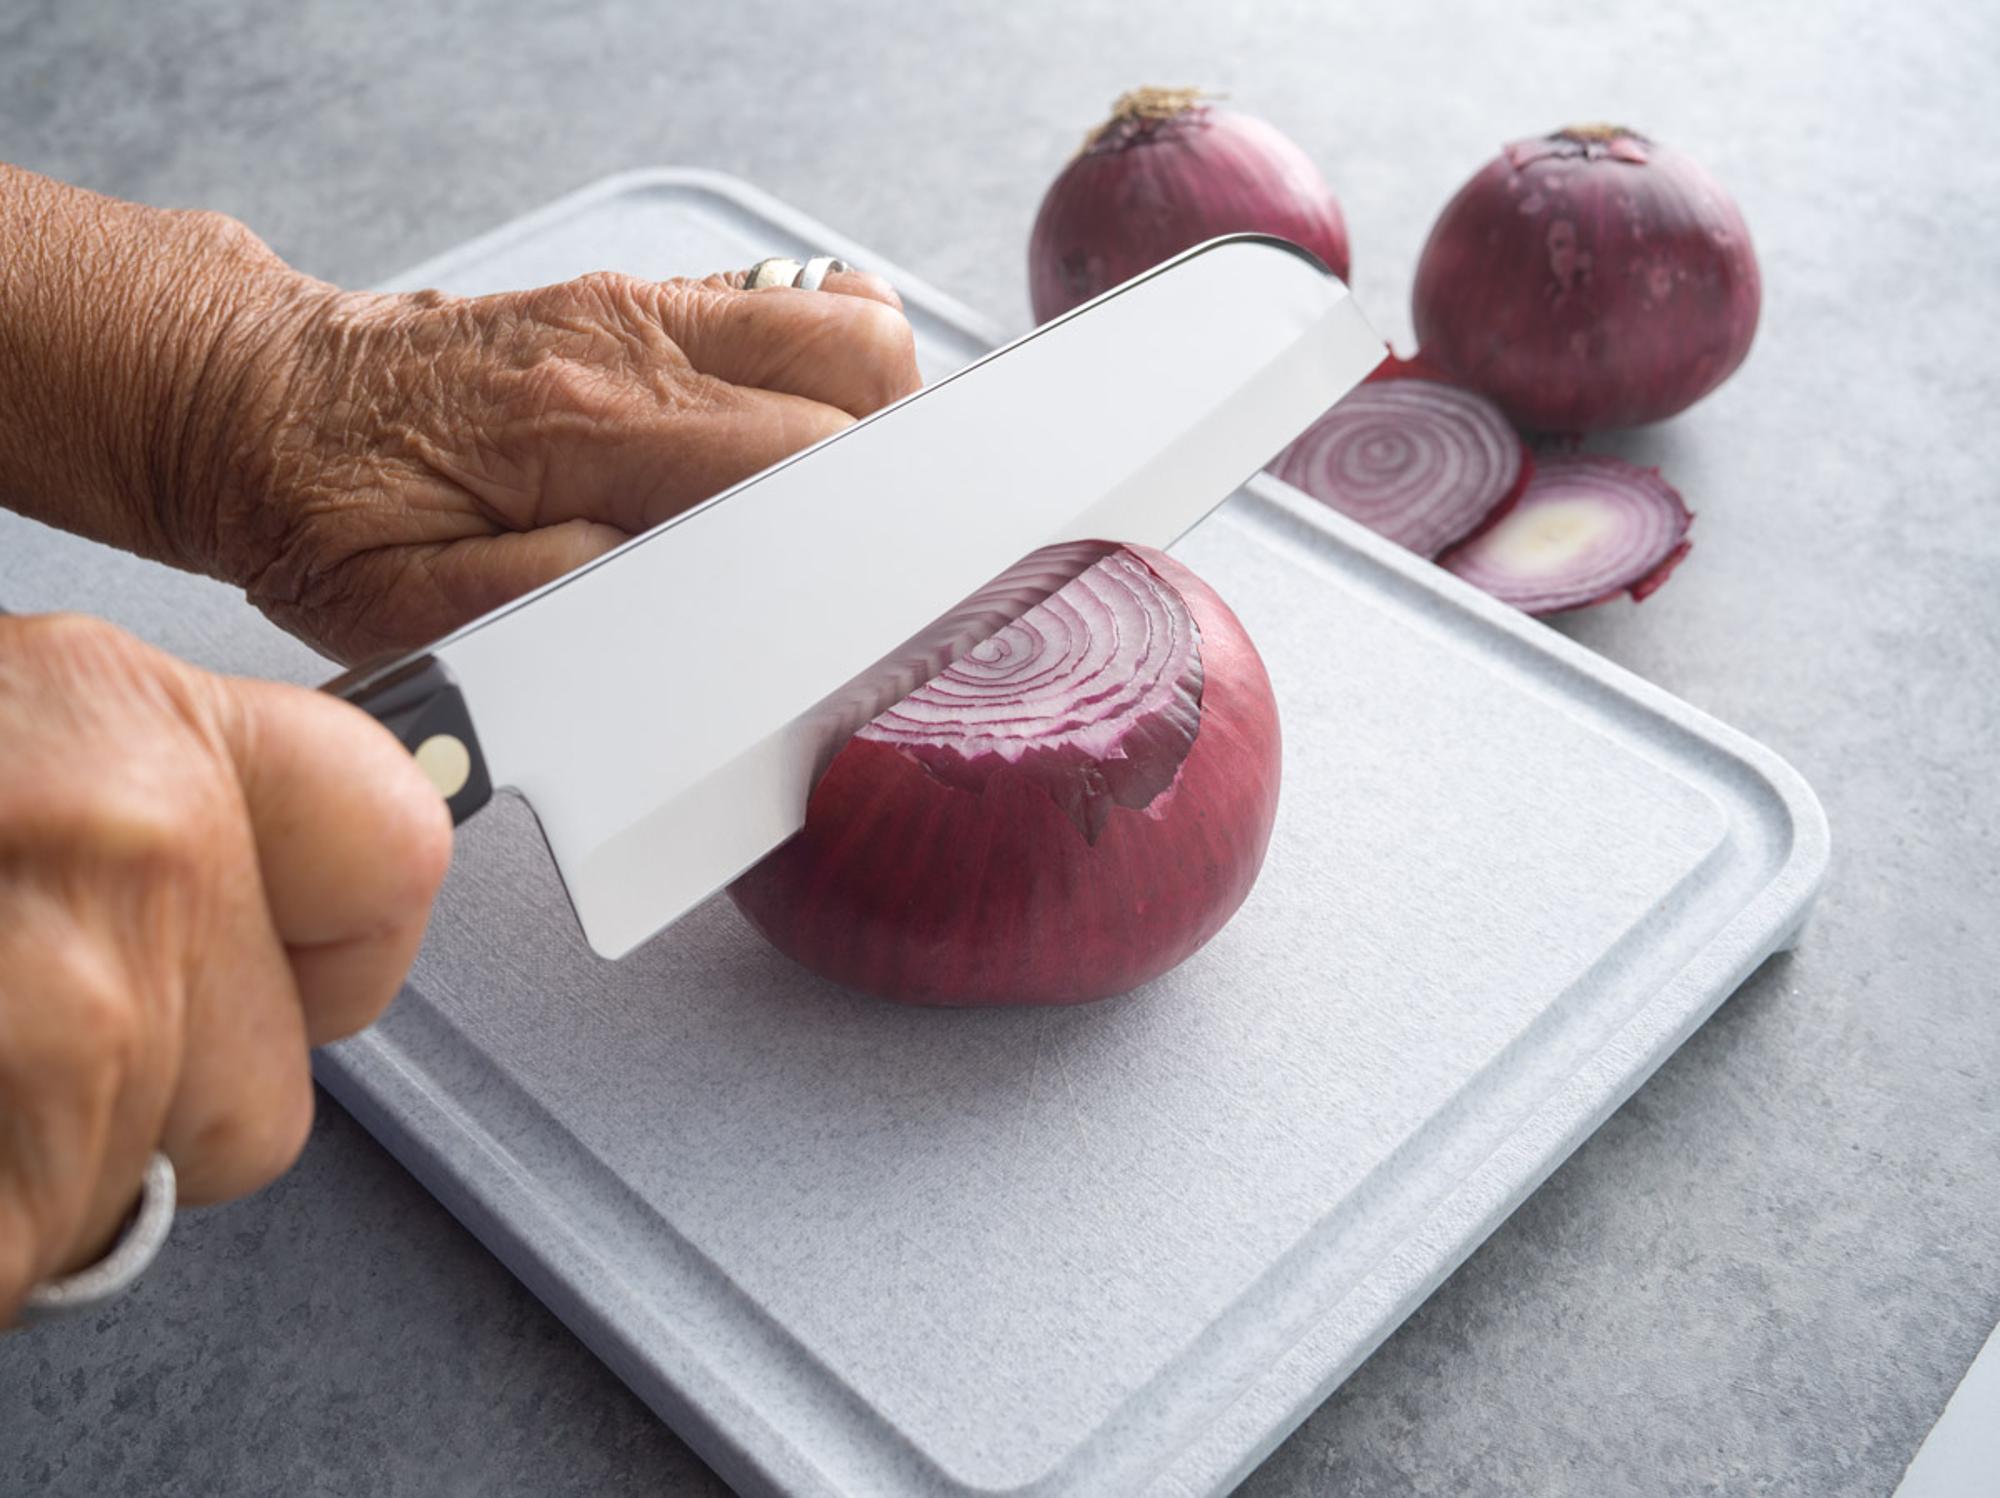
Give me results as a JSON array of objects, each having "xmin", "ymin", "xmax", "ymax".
[{"xmin": 0, "ymin": 170, "xmax": 1828, "ymax": 1498}]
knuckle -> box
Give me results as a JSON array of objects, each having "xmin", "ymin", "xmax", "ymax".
[
  {"xmin": 573, "ymin": 268, "xmax": 641, "ymax": 295},
  {"xmin": 516, "ymin": 355, "xmax": 606, "ymax": 420},
  {"xmin": 563, "ymin": 270, "xmax": 651, "ymax": 316},
  {"xmin": 862, "ymin": 275, "xmax": 904, "ymax": 312},
  {"xmin": 179, "ymin": 208, "xmax": 255, "ymax": 247},
  {"xmin": 0, "ymin": 627, "xmax": 228, "ymax": 887},
  {"xmin": 174, "ymin": 210, "xmax": 282, "ymax": 272},
  {"xmin": 62, "ymin": 954, "xmax": 145, "ymax": 1076},
  {"xmin": 186, "ymin": 1080, "xmax": 315, "ymax": 1201},
  {"xmin": 3, "ymin": 613, "xmax": 190, "ymax": 731},
  {"xmin": 10, "ymin": 610, "xmax": 148, "ymax": 672},
  {"xmin": 17, "ymin": 936, "xmax": 147, "ymax": 1097},
  {"xmin": 77, "ymin": 784, "xmax": 221, "ymax": 889},
  {"xmin": 836, "ymin": 301, "xmax": 920, "ymax": 406},
  {"xmin": 847, "ymin": 298, "xmax": 917, "ymax": 361}
]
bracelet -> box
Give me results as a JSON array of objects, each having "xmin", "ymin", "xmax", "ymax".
[{"xmin": 18, "ymin": 1153, "xmax": 177, "ymax": 1326}]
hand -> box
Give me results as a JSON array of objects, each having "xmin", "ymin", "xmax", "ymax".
[
  {"xmin": 197, "ymin": 265, "xmax": 923, "ymax": 663},
  {"xmin": 0, "ymin": 613, "xmax": 451, "ymax": 1323},
  {"xmin": 0, "ymin": 163, "xmax": 923, "ymax": 665}
]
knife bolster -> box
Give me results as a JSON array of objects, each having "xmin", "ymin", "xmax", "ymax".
[{"xmin": 329, "ymin": 654, "xmax": 493, "ymax": 825}]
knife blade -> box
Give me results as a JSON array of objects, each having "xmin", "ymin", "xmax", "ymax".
[{"xmin": 331, "ymin": 234, "xmax": 1384, "ymax": 958}]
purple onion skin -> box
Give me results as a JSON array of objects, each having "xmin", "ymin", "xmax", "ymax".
[
  {"xmin": 728, "ymin": 547, "xmax": 1281, "ymax": 1007},
  {"xmin": 1412, "ymin": 128, "xmax": 1760, "ymax": 433},
  {"xmin": 1030, "ymin": 94, "xmax": 1351, "ymax": 323}
]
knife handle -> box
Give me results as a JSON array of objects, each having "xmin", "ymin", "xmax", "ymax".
[{"xmin": 329, "ymin": 655, "xmax": 493, "ymax": 827}]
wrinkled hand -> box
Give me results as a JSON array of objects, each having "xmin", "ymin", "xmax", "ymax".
[
  {"xmin": 199, "ymin": 266, "xmax": 922, "ymax": 664},
  {"xmin": 0, "ymin": 613, "xmax": 450, "ymax": 1322}
]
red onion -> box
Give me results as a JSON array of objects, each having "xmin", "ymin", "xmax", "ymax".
[
  {"xmin": 730, "ymin": 545, "xmax": 1281, "ymax": 1006},
  {"xmin": 1269, "ymin": 360, "xmax": 1532, "ymax": 557},
  {"xmin": 1412, "ymin": 126, "xmax": 1760, "ymax": 432},
  {"xmin": 1438, "ymin": 453, "xmax": 1693, "ymax": 614},
  {"xmin": 1029, "ymin": 87, "xmax": 1351, "ymax": 323}
]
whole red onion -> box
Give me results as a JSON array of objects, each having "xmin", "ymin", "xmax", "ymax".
[
  {"xmin": 1412, "ymin": 126, "xmax": 1760, "ymax": 432},
  {"xmin": 1029, "ymin": 87, "xmax": 1351, "ymax": 323},
  {"xmin": 729, "ymin": 545, "xmax": 1281, "ymax": 1006}
]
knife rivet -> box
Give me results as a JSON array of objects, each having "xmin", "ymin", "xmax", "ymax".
[{"xmin": 414, "ymin": 733, "xmax": 472, "ymax": 799}]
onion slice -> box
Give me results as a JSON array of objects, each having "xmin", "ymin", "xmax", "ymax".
[
  {"xmin": 1269, "ymin": 371, "xmax": 1531, "ymax": 556},
  {"xmin": 1437, "ymin": 453, "xmax": 1693, "ymax": 614}
]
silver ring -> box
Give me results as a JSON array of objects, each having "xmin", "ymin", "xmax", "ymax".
[
  {"xmin": 744, "ymin": 256, "xmax": 803, "ymax": 290},
  {"xmin": 794, "ymin": 255, "xmax": 849, "ymax": 292},
  {"xmin": 744, "ymin": 254, "xmax": 851, "ymax": 292},
  {"xmin": 19, "ymin": 1152, "xmax": 176, "ymax": 1325}
]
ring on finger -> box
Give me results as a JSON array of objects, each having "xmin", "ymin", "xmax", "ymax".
[
  {"xmin": 19, "ymin": 1152, "xmax": 177, "ymax": 1325},
  {"xmin": 743, "ymin": 254, "xmax": 851, "ymax": 292},
  {"xmin": 793, "ymin": 255, "xmax": 849, "ymax": 291}
]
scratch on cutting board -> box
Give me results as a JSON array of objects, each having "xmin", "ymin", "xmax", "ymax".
[
  {"xmin": 1051, "ymin": 1013, "xmax": 1097, "ymax": 1151},
  {"xmin": 1007, "ymin": 1009, "xmax": 1104, "ymax": 1171}
]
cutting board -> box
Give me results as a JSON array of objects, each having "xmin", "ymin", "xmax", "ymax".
[{"xmin": 0, "ymin": 170, "xmax": 1828, "ymax": 1498}]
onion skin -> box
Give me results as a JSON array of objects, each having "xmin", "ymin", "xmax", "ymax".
[
  {"xmin": 729, "ymin": 546, "xmax": 1281, "ymax": 1007},
  {"xmin": 1412, "ymin": 127, "xmax": 1760, "ymax": 433},
  {"xmin": 1029, "ymin": 87, "xmax": 1351, "ymax": 323}
]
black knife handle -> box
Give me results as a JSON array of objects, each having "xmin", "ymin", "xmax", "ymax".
[{"xmin": 328, "ymin": 655, "xmax": 493, "ymax": 827}]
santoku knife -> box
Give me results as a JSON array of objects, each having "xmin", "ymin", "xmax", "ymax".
[{"xmin": 330, "ymin": 235, "xmax": 1385, "ymax": 959}]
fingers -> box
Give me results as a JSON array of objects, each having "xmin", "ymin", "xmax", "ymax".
[
  {"xmin": 650, "ymin": 276, "xmax": 922, "ymax": 419},
  {"xmin": 160, "ymin": 672, "xmax": 451, "ymax": 1203},
  {"xmin": 0, "ymin": 891, "xmax": 170, "ymax": 1293},
  {"xmin": 820, "ymin": 269, "xmax": 904, "ymax": 311},
  {"xmin": 0, "ymin": 617, "xmax": 451, "ymax": 1295},
  {"xmin": 207, "ymin": 676, "xmax": 453, "ymax": 1046},
  {"xmin": 154, "ymin": 865, "xmax": 314, "ymax": 1204},
  {"xmin": 513, "ymin": 384, "xmax": 855, "ymax": 538},
  {"xmin": 0, "ymin": 615, "xmax": 312, "ymax": 1286},
  {"xmin": 331, "ymin": 520, "xmax": 632, "ymax": 656}
]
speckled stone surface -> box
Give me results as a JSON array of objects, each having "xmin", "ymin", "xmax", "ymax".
[{"xmin": 0, "ymin": 1, "xmax": 1995, "ymax": 1495}]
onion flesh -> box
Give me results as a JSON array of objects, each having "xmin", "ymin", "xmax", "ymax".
[
  {"xmin": 1029, "ymin": 87, "xmax": 1350, "ymax": 323},
  {"xmin": 1438, "ymin": 453, "xmax": 1693, "ymax": 614},
  {"xmin": 729, "ymin": 545, "xmax": 1280, "ymax": 1007},
  {"xmin": 1412, "ymin": 126, "xmax": 1760, "ymax": 433},
  {"xmin": 1269, "ymin": 367, "xmax": 1531, "ymax": 557}
]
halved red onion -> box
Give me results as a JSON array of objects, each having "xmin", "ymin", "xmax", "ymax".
[
  {"xmin": 861, "ymin": 550, "xmax": 1204, "ymax": 839},
  {"xmin": 1438, "ymin": 454, "xmax": 1693, "ymax": 614},
  {"xmin": 730, "ymin": 545, "xmax": 1280, "ymax": 1007},
  {"xmin": 1269, "ymin": 372, "xmax": 1531, "ymax": 557}
]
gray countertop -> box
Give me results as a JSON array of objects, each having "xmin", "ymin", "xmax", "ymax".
[{"xmin": 2, "ymin": 1, "xmax": 1996, "ymax": 1494}]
